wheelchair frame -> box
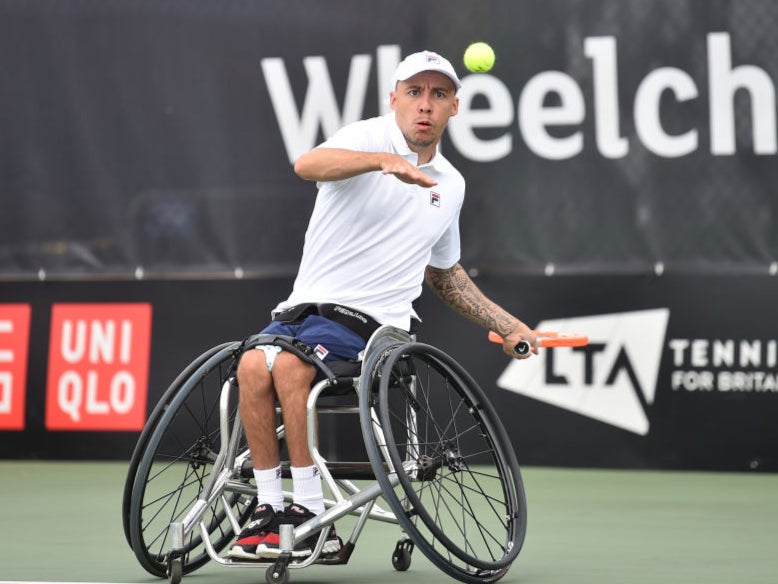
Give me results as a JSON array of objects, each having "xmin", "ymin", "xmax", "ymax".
[{"xmin": 123, "ymin": 325, "xmax": 527, "ymax": 584}]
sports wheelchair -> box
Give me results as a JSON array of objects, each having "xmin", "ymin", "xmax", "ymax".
[{"xmin": 122, "ymin": 325, "xmax": 527, "ymax": 584}]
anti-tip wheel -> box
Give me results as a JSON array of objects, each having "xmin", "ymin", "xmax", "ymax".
[
  {"xmin": 392, "ymin": 548, "xmax": 412, "ymax": 571},
  {"xmin": 166, "ymin": 557, "xmax": 182, "ymax": 584},
  {"xmin": 266, "ymin": 563, "xmax": 289, "ymax": 584}
]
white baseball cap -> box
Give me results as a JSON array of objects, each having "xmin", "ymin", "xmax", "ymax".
[{"xmin": 390, "ymin": 50, "xmax": 462, "ymax": 91}]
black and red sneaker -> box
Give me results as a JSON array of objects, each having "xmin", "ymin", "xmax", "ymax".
[
  {"xmin": 255, "ymin": 503, "xmax": 342, "ymax": 558},
  {"xmin": 226, "ymin": 503, "xmax": 282, "ymax": 560}
]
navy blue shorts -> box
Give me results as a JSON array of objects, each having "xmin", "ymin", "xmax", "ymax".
[{"xmin": 261, "ymin": 315, "xmax": 365, "ymax": 362}]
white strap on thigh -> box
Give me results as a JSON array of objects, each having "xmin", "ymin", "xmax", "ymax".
[{"xmin": 255, "ymin": 345, "xmax": 282, "ymax": 372}]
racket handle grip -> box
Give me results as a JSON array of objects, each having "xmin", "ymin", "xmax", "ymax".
[
  {"xmin": 513, "ymin": 340, "xmax": 531, "ymax": 356},
  {"xmin": 488, "ymin": 331, "xmax": 531, "ymax": 356}
]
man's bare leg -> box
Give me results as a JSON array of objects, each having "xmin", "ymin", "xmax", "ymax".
[
  {"xmin": 272, "ymin": 351, "xmax": 317, "ymax": 467},
  {"xmin": 237, "ymin": 349, "xmax": 281, "ymax": 469}
]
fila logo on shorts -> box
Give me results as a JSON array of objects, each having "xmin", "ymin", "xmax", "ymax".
[{"xmin": 314, "ymin": 344, "xmax": 329, "ymax": 360}]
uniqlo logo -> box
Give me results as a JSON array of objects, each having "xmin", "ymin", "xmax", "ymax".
[
  {"xmin": 0, "ymin": 304, "xmax": 32, "ymax": 430},
  {"xmin": 45, "ymin": 303, "xmax": 152, "ymax": 431}
]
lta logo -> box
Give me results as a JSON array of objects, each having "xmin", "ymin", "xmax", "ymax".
[{"xmin": 497, "ymin": 309, "xmax": 669, "ymax": 435}]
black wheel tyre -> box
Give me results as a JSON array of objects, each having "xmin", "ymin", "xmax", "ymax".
[
  {"xmin": 122, "ymin": 342, "xmax": 235, "ymax": 547},
  {"xmin": 127, "ymin": 343, "xmax": 255, "ymax": 577},
  {"xmin": 392, "ymin": 547, "xmax": 412, "ymax": 571},
  {"xmin": 266, "ymin": 564, "xmax": 289, "ymax": 584},
  {"xmin": 167, "ymin": 557, "xmax": 182, "ymax": 584},
  {"xmin": 360, "ymin": 342, "xmax": 527, "ymax": 583}
]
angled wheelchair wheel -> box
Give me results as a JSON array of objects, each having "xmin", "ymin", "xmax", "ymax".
[
  {"xmin": 126, "ymin": 342, "xmax": 256, "ymax": 577},
  {"xmin": 361, "ymin": 342, "xmax": 527, "ymax": 584},
  {"xmin": 122, "ymin": 342, "xmax": 235, "ymax": 548}
]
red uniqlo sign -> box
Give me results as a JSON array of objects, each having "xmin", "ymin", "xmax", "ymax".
[
  {"xmin": 45, "ymin": 303, "xmax": 152, "ymax": 431},
  {"xmin": 0, "ymin": 304, "xmax": 32, "ymax": 431}
]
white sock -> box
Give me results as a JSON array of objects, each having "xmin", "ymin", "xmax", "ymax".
[
  {"xmin": 291, "ymin": 465, "xmax": 324, "ymax": 515},
  {"xmin": 253, "ymin": 466, "xmax": 284, "ymax": 512}
]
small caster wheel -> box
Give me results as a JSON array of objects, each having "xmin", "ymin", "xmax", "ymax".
[
  {"xmin": 392, "ymin": 539, "xmax": 414, "ymax": 571},
  {"xmin": 266, "ymin": 563, "xmax": 289, "ymax": 584},
  {"xmin": 166, "ymin": 557, "xmax": 182, "ymax": 584}
]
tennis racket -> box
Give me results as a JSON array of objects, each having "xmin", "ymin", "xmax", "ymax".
[{"xmin": 488, "ymin": 330, "xmax": 589, "ymax": 356}]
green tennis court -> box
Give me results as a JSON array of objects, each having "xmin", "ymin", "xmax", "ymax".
[{"xmin": 1, "ymin": 461, "xmax": 775, "ymax": 584}]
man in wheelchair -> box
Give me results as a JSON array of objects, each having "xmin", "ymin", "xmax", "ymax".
[{"xmin": 228, "ymin": 50, "xmax": 537, "ymax": 561}]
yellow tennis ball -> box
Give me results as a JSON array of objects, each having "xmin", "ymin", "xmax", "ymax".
[{"xmin": 463, "ymin": 42, "xmax": 495, "ymax": 73}]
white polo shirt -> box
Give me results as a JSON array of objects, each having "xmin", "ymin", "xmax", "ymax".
[{"xmin": 275, "ymin": 112, "xmax": 465, "ymax": 330}]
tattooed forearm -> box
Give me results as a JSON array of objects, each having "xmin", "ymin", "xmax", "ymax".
[{"xmin": 425, "ymin": 264, "xmax": 519, "ymax": 336}]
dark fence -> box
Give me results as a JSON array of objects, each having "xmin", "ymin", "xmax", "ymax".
[{"xmin": 1, "ymin": 0, "xmax": 776, "ymax": 278}]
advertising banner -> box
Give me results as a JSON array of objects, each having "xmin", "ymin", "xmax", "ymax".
[
  {"xmin": 0, "ymin": 304, "xmax": 31, "ymax": 430},
  {"xmin": 1, "ymin": 275, "xmax": 776, "ymax": 472},
  {"xmin": 44, "ymin": 303, "xmax": 152, "ymax": 431}
]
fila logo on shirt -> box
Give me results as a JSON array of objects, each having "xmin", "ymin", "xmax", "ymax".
[
  {"xmin": 496, "ymin": 309, "xmax": 669, "ymax": 435},
  {"xmin": 430, "ymin": 191, "xmax": 441, "ymax": 207}
]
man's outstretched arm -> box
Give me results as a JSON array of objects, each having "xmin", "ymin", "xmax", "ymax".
[
  {"xmin": 425, "ymin": 263, "xmax": 537, "ymax": 357},
  {"xmin": 294, "ymin": 148, "xmax": 437, "ymax": 186}
]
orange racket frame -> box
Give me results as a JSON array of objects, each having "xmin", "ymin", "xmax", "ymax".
[{"xmin": 488, "ymin": 330, "xmax": 589, "ymax": 355}]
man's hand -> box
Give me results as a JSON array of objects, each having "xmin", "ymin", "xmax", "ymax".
[
  {"xmin": 379, "ymin": 154, "xmax": 438, "ymax": 187},
  {"xmin": 501, "ymin": 324, "xmax": 538, "ymax": 359}
]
